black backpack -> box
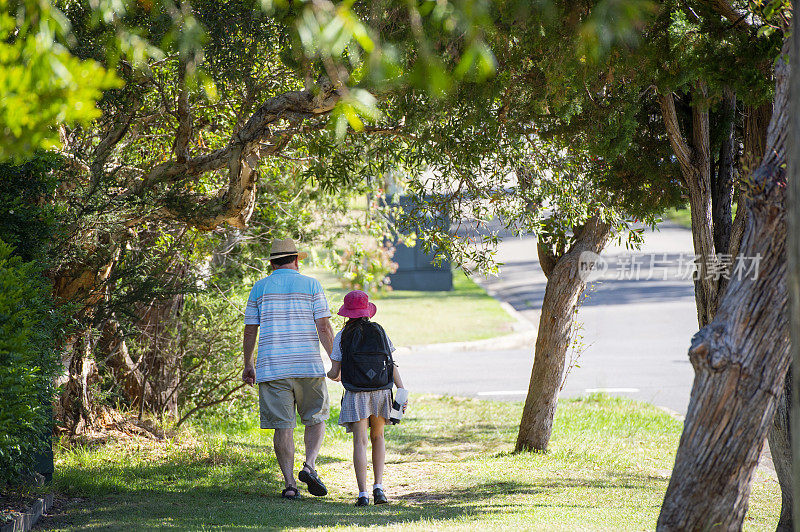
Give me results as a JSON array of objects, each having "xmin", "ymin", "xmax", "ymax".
[{"xmin": 340, "ymin": 319, "xmax": 394, "ymax": 392}]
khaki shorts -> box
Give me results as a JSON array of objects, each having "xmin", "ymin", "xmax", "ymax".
[{"xmin": 259, "ymin": 377, "xmax": 330, "ymax": 429}]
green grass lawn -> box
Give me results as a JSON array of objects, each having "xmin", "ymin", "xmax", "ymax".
[
  {"xmin": 665, "ymin": 207, "xmax": 692, "ymax": 229},
  {"xmin": 666, "ymin": 203, "xmax": 739, "ymax": 230},
  {"xmin": 43, "ymin": 392, "xmax": 780, "ymax": 531},
  {"xmin": 309, "ymin": 268, "xmax": 517, "ymax": 346}
]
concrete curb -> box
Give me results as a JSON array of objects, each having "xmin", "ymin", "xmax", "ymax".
[
  {"xmin": 1, "ymin": 494, "xmax": 53, "ymax": 532},
  {"xmin": 397, "ymin": 329, "xmax": 537, "ymax": 354}
]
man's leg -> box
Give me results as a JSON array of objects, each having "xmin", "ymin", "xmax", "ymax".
[
  {"xmin": 302, "ymin": 421, "xmax": 325, "ymax": 472},
  {"xmin": 274, "ymin": 428, "xmax": 296, "ymax": 490},
  {"xmin": 259, "ymin": 380, "xmax": 298, "ymax": 493},
  {"xmin": 295, "ymin": 377, "xmax": 330, "ymax": 496},
  {"xmin": 295, "ymin": 377, "xmax": 330, "ymax": 474}
]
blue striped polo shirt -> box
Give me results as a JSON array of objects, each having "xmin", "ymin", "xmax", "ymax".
[{"xmin": 244, "ymin": 269, "xmax": 331, "ymax": 382}]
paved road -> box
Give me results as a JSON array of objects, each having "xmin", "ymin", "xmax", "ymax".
[{"xmin": 398, "ymin": 222, "xmax": 700, "ymax": 415}]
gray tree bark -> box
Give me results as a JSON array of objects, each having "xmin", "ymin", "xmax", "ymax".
[
  {"xmin": 55, "ymin": 330, "xmax": 98, "ymax": 434},
  {"xmin": 712, "ymin": 88, "xmax": 736, "ymax": 257},
  {"xmin": 730, "ymin": 102, "xmax": 772, "ymax": 262},
  {"xmin": 515, "ymin": 216, "xmax": 612, "ymax": 452},
  {"xmin": 659, "ymin": 84, "xmax": 718, "ymax": 327},
  {"xmin": 657, "ymin": 37, "xmax": 791, "ymax": 531},
  {"xmin": 768, "ymin": 372, "xmax": 793, "ymax": 531},
  {"xmin": 788, "ymin": 1, "xmax": 800, "ymax": 529},
  {"xmin": 52, "ymin": 240, "xmax": 120, "ymax": 433}
]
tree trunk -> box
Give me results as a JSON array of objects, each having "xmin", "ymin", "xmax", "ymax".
[
  {"xmin": 743, "ymin": 102, "xmax": 773, "ymax": 176},
  {"xmin": 768, "ymin": 372, "xmax": 793, "ymax": 531},
  {"xmin": 135, "ymin": 289, "xmax": 185, "ymax": 418},
  {"xmin": 659, "ymin": 84, "xmax": 718, "ymax": 327},
  {"xmin": 99, "ymin": 318, "xmax": 144, "ymax": 406},
  {"xmin": 730, "ymin": 102, "xmax": 772, "ymax": 262},
  {"xmin": 740, "ymin": 47, "xmax": 790, "ymax": 532},
  {"xmin": 52, "ymin": 248, "xmax": 118, "ymax": 433},
  {"xmin": 657, "ymin": 37, "xmax": 791, "ymax": 531},
  {"xmin": 729, "ymin": 186, "xmax": 747, "ymax": 261},
  {"xmin": 736, "ymin": 81, "xmax": 792, "ymax": 532},
  {"xmin": 788, "ymin": 1, "xmax": 800, "ymax": 528},
  {"xmin": 712, "ymin": 88, "xmax": 735, "ymax": 257},
  {"xmin": 515, "ymin": 216, "xmax": 612, "ymax": 452},
  {"xmin": 55, "ymin": 330, "xmax": 98, "ymax": 434}
]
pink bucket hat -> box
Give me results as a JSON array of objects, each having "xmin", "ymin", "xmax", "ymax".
[{"xmin": 337, "ymin": 290, "xmax": 377, "ymax": 319}]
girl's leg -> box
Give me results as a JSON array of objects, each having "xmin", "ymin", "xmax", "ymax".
[
  {"xmin": 369, "ymin": 415, "xmax": 386, "ymax": 487},
  {"xmin": 351, "ymin": 419, "xmax": 369, "ymax": 493}
]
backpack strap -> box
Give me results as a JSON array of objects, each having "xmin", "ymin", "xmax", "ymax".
[{"xmin": 370, "ymin": 321, "xmax": 392, "ymax": 357}]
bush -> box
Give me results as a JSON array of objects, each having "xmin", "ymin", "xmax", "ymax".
[
  {"xmin": 174, "ymin": 291, "xmax": 254, "ymax": 427},
  {"xmin": 334, "ymin": 242, "xmax": 398, "ymax": 293},
  {"xmin": 0, "ymin": 154, "xmax": 60, "ymax": 263},
  {"xmin": 0, "ymin": 240, "xmax": 63, "ymax": 485}
]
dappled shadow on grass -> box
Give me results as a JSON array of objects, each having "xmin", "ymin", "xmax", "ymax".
[
  {"xmin": 54, "ymin": 450, "xmax": 280, "ymax": 498},
  {"xmin": 396, "ymin": 480, "xmax": 543, "ymax": 504},
  {"xmin": 536, "ymin": 474, "xmax": 665, "ymax": 495},
  {"xmin": 42, "ymin": 491, "xmax": 476, "ymax": 531},
  {"xmin": 43, "ymin": 476, "xmax": 666, "ymax": 531},
  {"xmin": 395, "ymin": 476, "xmax": 662, "ymax": 507},
  {"xmin": 386, "ymin": 416, "xmax": 517, "ymax": 460}
]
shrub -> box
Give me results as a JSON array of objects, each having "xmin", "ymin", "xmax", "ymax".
[
  {"xmin": 0, "ymin": 154, "xmax": 60, "ymax": 262},
  {"xmin": 174, "ymin": 291, "xmax": 254, "ymax": 428},
  {"xmin": 335, "ymin": 242, "xmax": 398, "ymax": 293},
  {"xmin": 0, "ymin": 240, "xmax": 63, "ymax": 485}
]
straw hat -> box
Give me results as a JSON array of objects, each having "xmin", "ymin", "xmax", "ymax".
[{"xmin": 269, "ymin": 238, "xmax": 308, "ymax": 261}]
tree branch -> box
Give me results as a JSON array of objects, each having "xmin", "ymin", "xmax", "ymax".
[
  {"xmin": 173, "ymin": 61, "xmax": 192, "ymax": 163},
  {"xmin": 702, "ymin": 0, "xmax": 750, "ymax": 28},
  {"xmin": 537, "ymin": 242, "xmax": 558, "ymax": 278},
  {"xmin": 658, "ymin": 91, "xmax": 694, "ymax": 182},
  {"xmin": 131, "ymin": 78, "xmax": 342, "ymax": 230},
  {"xmin": 90, "ymin": 95, "xmax": 140, "ymax": 188},
  {"xmin": 691, "ymin": 81, "xmax": 711, "ymax": 182},
  {"xmin": 175, "ymin": 382, "xmax": 247, "ymax": 429}
]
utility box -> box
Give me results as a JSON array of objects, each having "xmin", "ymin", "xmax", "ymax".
[{"xmin": 386, "ymin": 195, "xmax": 453, "ymax": 291}]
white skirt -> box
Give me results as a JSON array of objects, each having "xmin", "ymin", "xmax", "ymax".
[{"xmin": 338, "ymin": 389, "xmax": 392, "ymax": 432}]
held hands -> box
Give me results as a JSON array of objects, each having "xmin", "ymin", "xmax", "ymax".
[
  {"xmin": 326, "ymin": 368, "xmax": 340, "ymax": 382},
  {"xmin": 242, "ymin": 365, "xmax": 255, "ymax": 386}
]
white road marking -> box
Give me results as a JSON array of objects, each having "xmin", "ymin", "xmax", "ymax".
[
  {"xmin": 585, "ymin": 387, "xmax": 640, "ymax": 393},
  {"xmin": 477, "ymin": 387, "xmax": 641, "ymax": 397}
]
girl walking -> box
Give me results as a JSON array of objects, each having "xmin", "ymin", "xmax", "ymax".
[{"xmin": 327, "ymin": 290, "xmax": 407, "ymax": 506}]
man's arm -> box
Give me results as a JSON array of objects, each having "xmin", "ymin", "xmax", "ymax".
[
  {"xmin": 242, "ymin": 324, "xmax": 258, "ymax": 386},
  {"xmin": 315, "ymin": 316, "xmax": 334, "ymax": 356}
]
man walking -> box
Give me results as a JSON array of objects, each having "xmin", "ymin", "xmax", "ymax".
[{"xmin": 242, "ymin": 238, "xmax": 335, "ymax": 500}]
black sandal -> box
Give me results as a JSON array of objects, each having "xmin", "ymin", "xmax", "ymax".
[
  {"xmin": 298, "ymin": 462, "xmax": 328, "ymax": 496},
  {"xmin": 281, "ymin": 486, "xmax": 301, "ymax": 500}
]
